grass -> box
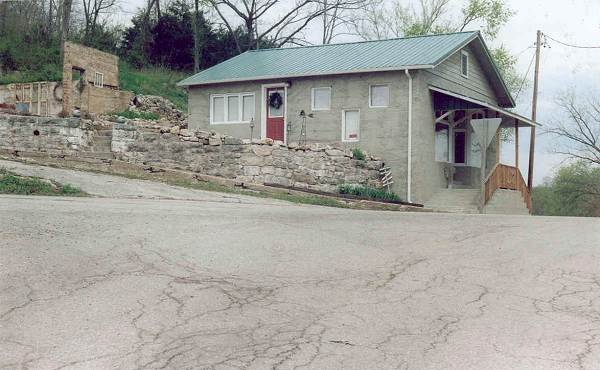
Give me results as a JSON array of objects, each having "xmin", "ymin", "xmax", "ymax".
[
  {"xmin": 132, "ymin": 174, "xmax": 349, "ymax": 208},
  {"xmin": 338, "ymin": 184, "xmax": 401, "ymax": 202},
  {"xmin": 110, "ymin": 110, "xmax": 160, "ymax": 121},
  {"xmin": 6, "ymin": 158, "xmax": 349, "ymax": 208},
  {"xmin": 119, "ymin": 62, "xmax": 188, "ymax": 110},
  {"xmin": 352, "ymin": 148, "xmax": 366, "ymax": 160},
  {"xmin": 0, "ymin": 37, "xmax": 62, "ymax": 84},
  {"xmin": 0, "ymin": 168, "xmax": 86, "ymax": 196},
  {"xmin": 0, "ymin": 67, "xmax": 62, "ymax": 84}
]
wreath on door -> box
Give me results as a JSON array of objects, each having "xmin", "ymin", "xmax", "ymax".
[{"xmin": 269, "ymin": 92, "xmax": 283, "ymax": 109}]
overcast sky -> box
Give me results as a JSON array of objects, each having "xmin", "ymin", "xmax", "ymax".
[{"xmin": 118, "ymin": 0, "xmax": 600, "ymax": 184}]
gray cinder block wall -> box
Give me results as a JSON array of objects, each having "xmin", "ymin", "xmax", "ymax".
[
  {"xmin": 186, "ymin": 45, "xmax": 503, "ymax": 204},
  {"xmin": 187, "ymin": 70, "xmax": 412, "ymax": 201}
]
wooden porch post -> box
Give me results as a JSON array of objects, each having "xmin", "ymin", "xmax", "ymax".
[
  {"xmin": 515, "ymin": 120, "xmax": 519, "ymax": 169},
  {"xmin": 479, "ymin": 123, "xmax": 488, "ymax": 212}
]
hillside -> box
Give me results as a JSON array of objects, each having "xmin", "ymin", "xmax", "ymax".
[
  {"xmin": 119, "ymin": 63, "xmax": 189, "ymax": 110},
  {"xmin": 0, "ymin": 42, "xmax": 189, "ymax": 111}
]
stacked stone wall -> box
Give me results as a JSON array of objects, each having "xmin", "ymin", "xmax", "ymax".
[
  {"xmin": 113, "ymin": 124, "xmax": 383, "ymax": 193},
  {"xmin": 0, "ymin": 114, "xmax": 94, "ymax": 155}
]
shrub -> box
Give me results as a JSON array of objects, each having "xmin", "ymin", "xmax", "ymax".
[
  {"xmin": 338, "ymin": 184, "xmax": 401, "ymax": 202},
  {"xmin": 352, "ymin": 148, "xmax": 366, "ymax": 160},
  {"xmin": 111, "ymin": 110, "xmax": 160, "ymax": 121}
]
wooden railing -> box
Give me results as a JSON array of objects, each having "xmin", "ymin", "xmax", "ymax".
[{"xmin": 484, "ymin": 163, "xmax": 532, "ymax": 213}]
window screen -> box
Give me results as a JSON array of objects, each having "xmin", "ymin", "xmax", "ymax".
[
  {"xmin": 370, "ymin": 85, "xmax": 389, "ymax": 107},
  {"xmin": 212, "ymin": 96, "xmax": 225, "ymax": 123},
  {"xmin": 343, "ymin": 110, "xmax": 360, "ymax": 141},
  {"xmin": 312, "ymin": 87, "xmax": 331, "ymax": 110},
  {"xmin": 242, "ymin": 95, "xmax": 254, "ymax": 122},
  {"xmin": 227, "ymin": 95, "xmax": 239, "ymax": 122}
]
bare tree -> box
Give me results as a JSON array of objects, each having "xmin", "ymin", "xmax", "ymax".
[
  {"xmin": 82, "ymin": 0, "xmax": 119, "ymax": 42},
  {"xmin": 350, "ymin": 0, "xmax": 512, "ymax": 41},
  {"xmin": 319, "ymin": 0, "xmax": 371, "ymax": 44},
  {"xmin": 548, "ymin": 95, "xmax": 600, "ymax": 166},
  {"xmin": 206, "ymin": 0, "xmax": 369, "ymax": 52},
  {"xmin": 350, "ymin": 0, "xmax": 450, "ymax": 41}
]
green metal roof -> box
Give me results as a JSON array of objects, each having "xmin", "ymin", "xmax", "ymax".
[{"xmin": 178, "ymin": 31, "xmax": 479, "ymax": 86}]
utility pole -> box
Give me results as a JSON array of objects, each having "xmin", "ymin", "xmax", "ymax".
[{"xmin": 528, "ymin": 30, "xmax": 542, "ymax": 190}]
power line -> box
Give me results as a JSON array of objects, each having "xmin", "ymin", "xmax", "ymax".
[
  {"xmin": 515, "ymin": 45, "xmax": 535, "ymax": 58},
  {"xmin": 544, "ymin": 33, "xmax": 600, "ymax": 49},
  {"xmin": 514, "ymin": 49, "xmax": 536, "ymax": 101}
]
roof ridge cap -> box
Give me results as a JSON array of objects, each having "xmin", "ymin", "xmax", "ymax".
[{"xmin": 248, "ymin": 30, "xmax": 479, "ymax": 53}]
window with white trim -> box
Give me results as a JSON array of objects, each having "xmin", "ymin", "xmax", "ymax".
[
  {"xmin": 94, "ymin": 72, "xmax": 104, "ymax": 88},
  {"xmin": 311, "ymin": 87, "xmax": 331, "ymax": 111},
  {"xmin": 369, "ymin": 84, "xmax": 389, "ymax": 107},
  {"xmin": 460, "ymin": 50, "xmax": 469, "ymax": 78},
  {"xmin": 342, "ymin": 109, "xmax": 360, "ymax": 142},
  {"xmin": 210, "ymin": 93, "xmax": 255, "ymax": 124}
]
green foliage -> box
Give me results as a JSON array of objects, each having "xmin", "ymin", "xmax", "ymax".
[
  {"xmin": 338, "ymin": 184, "xmax": 401, "ymax": 202},
  {"xmin": 352, "ymin": 148, "xmax": 366, "ymax": 160},
  {"xmin": 111, "ymin": 110, "xmax": 160, "ymax": 121},
  {"xmin": 0, "ymin": 34, "xmax": 61, "ymax": 84},
  {"xmin": 0, "ymin": 169, "xmax": 86, "ymax": 196},
  {"xmin": 119, "ymin": 0, "xmax": 249, "ymax": 71},
  {"xmin": 119, "ymin": 62, "xmax": 188, "ymax": 110},
  {"xmin": 461, "ymin": 0, "xmax": 514, "ymax": 39},
  {"xmin": 532, "ymin": 162, "xmax": 600, "ymax": 217},
  {"xmin": 490, "ymin": 45, "xmax": 523, "ymax": 97}
]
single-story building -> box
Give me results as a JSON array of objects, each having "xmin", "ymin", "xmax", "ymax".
[{"xmin": 178, "ymin": 31, "xmax": 539, "ymax": 213}]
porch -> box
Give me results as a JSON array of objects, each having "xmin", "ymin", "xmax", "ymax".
[{"xmin": 429, "ymin": 87, "xmax": 540, "ymax": 214}]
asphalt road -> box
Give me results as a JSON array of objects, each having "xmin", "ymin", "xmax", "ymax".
[{"xmin": 1, "ymin": 161, "xmax": 600, "ymax": 369}]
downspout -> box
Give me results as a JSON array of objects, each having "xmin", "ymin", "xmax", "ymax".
[{"xmin": 405, "ymin": 69, "xmax": 413, "ymax": 203}]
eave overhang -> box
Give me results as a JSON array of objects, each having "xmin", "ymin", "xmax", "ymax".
[{"xmin": 429, "ymin": 86, "xmax": 541, "ymax": 127}]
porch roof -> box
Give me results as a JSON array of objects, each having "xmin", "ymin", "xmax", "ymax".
[{"xmin": 429, "ymin": 86, "xmax": 541, "ymax": 128}]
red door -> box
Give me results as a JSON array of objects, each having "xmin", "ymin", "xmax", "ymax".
[{"xmin": 266, "ymin": 88, "xmax": 285, "ymax": 141}]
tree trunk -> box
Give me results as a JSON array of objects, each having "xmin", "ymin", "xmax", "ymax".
[
  {"xmin": 59, "ymin": 0, "xmax": 73, "ymax": 64},
  {"xmin": 192, "ymin": 0, "xmax": 200, "ymax": 73},
  {"xmin": 48, "ymin": 0, "xmax": 54, "ymax": 37}
]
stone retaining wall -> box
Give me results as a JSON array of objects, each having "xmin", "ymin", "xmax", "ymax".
[
  {"xmin": 0, "ymin": 114, "xmax": 386, "ymax": 193},
  {"xmin": 0, "ymin": 113, "xmax": 95, "ymax": 154},
  {"xmin": 112, "ymin": 124, "xmax": 383, "ymax": 193}
]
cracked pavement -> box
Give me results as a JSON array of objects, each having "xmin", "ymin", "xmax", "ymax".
[{"xmin": 1, "ymin": 163, "xmax": 600, "ymax": 369}]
